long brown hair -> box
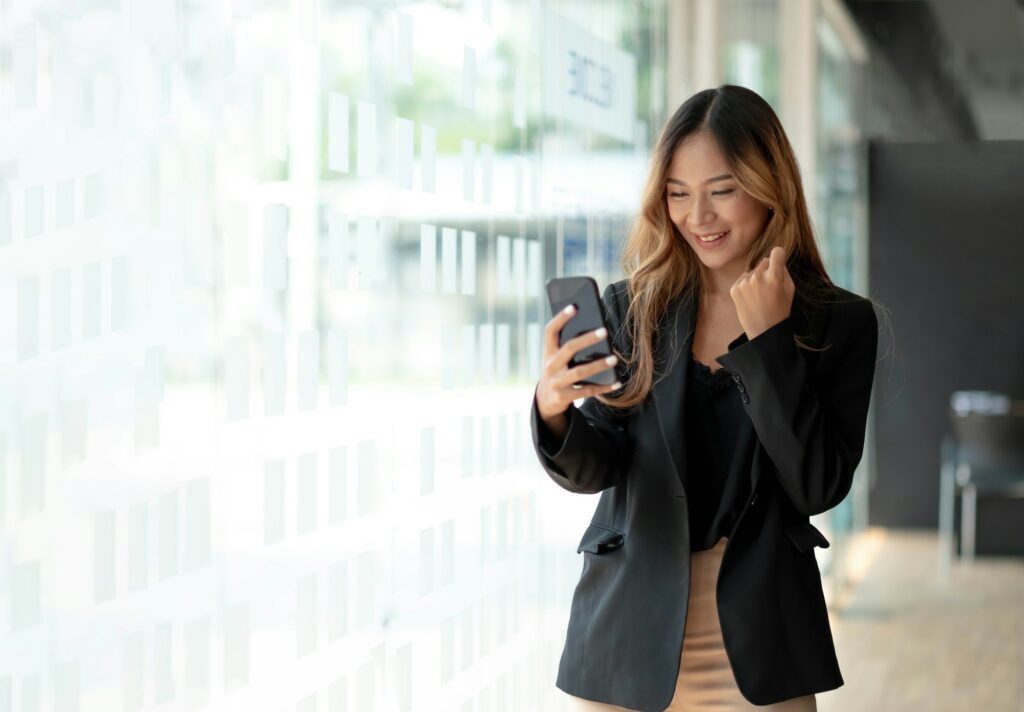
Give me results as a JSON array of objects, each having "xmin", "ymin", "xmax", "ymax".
[{"xmin": 598, "ymin": 84, "xmax": 843, "ymax": 412}]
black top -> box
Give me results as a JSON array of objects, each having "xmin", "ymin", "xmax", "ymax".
[
  {"xmin": 533, "ymin": 350, "xmax": 756, "ymax": 553},
  {"xmin": 684, "ymin": 351, "xmax": 754, "ymax": 552}
]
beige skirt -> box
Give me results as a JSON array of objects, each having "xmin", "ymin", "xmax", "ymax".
[{"xmin": 563, "ymin": 536, "xmax": 818, "ymax": 712}]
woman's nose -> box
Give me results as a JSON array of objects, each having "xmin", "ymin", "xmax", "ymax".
[{"xmin": 691, "ymin": 194, "xmax": 715, "ymax": 225}]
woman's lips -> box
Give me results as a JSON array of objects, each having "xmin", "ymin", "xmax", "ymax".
[{"xmin": 694, "ymin": 230, "xmax": 730, "ymax": 249}]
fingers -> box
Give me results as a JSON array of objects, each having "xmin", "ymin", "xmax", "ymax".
[
  {"xmin": 565, "ymin": 381, "xmax": 618, "ymax": 403},
  {"xmin": 748, "ymin": 246, "xmax": 785, "ymax": 280},
  {"xmin": 768, "ymin": 245, "xmax": 785, "ymax": 276},
  {"xmin": 537, "ymin": 306, "xmax": 622, "ymax": 419},
  {"xmin": 733, "ymin": 246, "xmax": 787, "ymax": 300},
  {"xmin": 543, "ymin": 304, "xmax": 577, "ymax": 358},
  {"xmin": 537, "ymin": 351, "xmax": 622, "ymax": 418},
  {"xmin": 729, "ymin": 274, "xmax": 744, "ymax": 300},
  {"xmin": 565, "ymin": 379, "xmax": 623, "ymax": 400},
  {"xmin": 545, "ymin": 325, "xmax": 608, "ymax": 377},
  {"xmin": 556, "ymin": 353, "xmax": 619, "ymax": 390},
  {"xmin": 557, "ymin": 326, "xmax": 607, "ymax": 364}
]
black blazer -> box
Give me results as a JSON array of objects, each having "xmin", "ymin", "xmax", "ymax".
[{"xmin": 529, "ymin": 278, "xmax": 879, "ymax": 710}]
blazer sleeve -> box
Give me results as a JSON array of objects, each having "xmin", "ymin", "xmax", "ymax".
[
  {"xmin": 715, "ymin": 298, "xmax": 879, "ymax": 517},
  {"xmin": 529, "ymin": 281, "xmax": 633, "ymax": 494}
]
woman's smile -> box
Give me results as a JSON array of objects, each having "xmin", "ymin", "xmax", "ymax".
[{"xmin": 693, "ymin": 230, "xmax": 731, "ymax": 248}]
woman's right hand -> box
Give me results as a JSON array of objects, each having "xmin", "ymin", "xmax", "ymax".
[{"xmin": 535, "ymin": 305, "xmax": 623, "ymax": 436}]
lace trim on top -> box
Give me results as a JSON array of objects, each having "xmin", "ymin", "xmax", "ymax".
[{"xmin": 690, "ymin": 351, "xmax": 735, "ymax": 393}]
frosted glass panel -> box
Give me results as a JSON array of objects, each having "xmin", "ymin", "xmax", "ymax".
[{"xmin": 0, "ymin": 1, "xmax": 667, "ymax": 709}]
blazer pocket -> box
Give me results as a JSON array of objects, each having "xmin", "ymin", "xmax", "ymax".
[
  {"xmin": 577, "ymin": 522, "xmax": 625, "ymax": 554},
  {"xmin": 784, "ymin": 520, "xmax": 831, "ymax": 553}
]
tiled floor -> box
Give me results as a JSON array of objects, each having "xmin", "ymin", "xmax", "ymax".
[{"xmin": 818, "ymin": 528, "xmax": 1024, "ymax": 712}]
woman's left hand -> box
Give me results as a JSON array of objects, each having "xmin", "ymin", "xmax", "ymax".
[{"xmin": 729, "ymin": 246, "xmax": 795, "ymax": 340}]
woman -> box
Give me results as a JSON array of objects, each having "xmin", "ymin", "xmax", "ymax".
[{"xmin": 531, "ymin": 85, "xmax": 880, "ymax": 711}]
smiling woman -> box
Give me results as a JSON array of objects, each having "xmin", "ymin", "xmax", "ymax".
[
  {"xmin": 592, "ymin": 84, "xmax": 839, "ymax": 414},
  {"xmin": 531, "ymin": 83, "xmax": 881, "ymax": 712}
]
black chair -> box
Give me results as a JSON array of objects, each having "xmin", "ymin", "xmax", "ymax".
[{"xmin": 938, "ymin": 391, "xmax": 1024, "ymax": 580}]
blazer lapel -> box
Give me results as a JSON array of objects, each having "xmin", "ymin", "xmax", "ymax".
[
  {"xmin": 652, "ymin": 289, "xmax": 698, "ymax": 499},
  {"xmin": 651, "ymin": 287, "xmax": 819, "ymax": 500}
]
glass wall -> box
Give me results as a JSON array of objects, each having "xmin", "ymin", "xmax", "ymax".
[
  {"xmin": 815, "ymin": 7, "xmax": 865, "ymax": 292},
  {"xmin": 721, "ymin": 0, "xmax": 781, "ymax": 112},
  {"xmin": 0, "ymin": 0, "xmax": 666, "ymax": 710},
  {"xmin": 813, "ymin": 3, "xmax": 870, "ymax": 594}
]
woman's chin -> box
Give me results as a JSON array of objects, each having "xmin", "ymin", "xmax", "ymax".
[{"xmin": 693, "ymin": 246, "xmax": 735, "ymax": 264}]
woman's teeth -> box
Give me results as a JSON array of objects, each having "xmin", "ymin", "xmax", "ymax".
[{"xmin": 698, "ymin": 231, "xmax": 728, "ymax": 242}]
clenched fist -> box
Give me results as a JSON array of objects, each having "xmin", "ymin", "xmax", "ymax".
[{"xmin": 729, "ymin": 246, "xmax": 795, "ymax": 340}]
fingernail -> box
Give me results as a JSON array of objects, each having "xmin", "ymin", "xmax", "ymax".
[
  {"xmin": 563, "ymin": 304, "xmax": 575, "ymax": 314},
  {"xmin": 605, "ymin": 355, "xmax": 618, "ymax": 365},
  {"xmin": 594, "ymin": 327, "xmax": 607, "ymax": 338}
]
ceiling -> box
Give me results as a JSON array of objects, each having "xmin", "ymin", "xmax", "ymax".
[
  {"xmin": 928, "ymin": 0, "xmax": 1024, "ymax": 138},
  {"xmin": 844, "ymin": 0, "xmax": 1024, "ymax": 140}
]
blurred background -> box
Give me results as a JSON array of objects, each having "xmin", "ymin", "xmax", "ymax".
[{"xmin": 0, "ymin": 0, "xmax": 1022, "ymax": 710}]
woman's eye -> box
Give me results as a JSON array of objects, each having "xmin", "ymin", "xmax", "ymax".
[{"xmin": 668, "ymin": 189, "xmax": 734, "ymax": 198}]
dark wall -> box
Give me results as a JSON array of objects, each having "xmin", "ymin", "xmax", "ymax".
[{"xmin": 868, "ymin": 141, "xmax": 1024, "ymax": 552}]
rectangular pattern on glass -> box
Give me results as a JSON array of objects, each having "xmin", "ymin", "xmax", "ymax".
[
  {"xmin": 329, "ymin": 446, "xmax": 348, "ymax": 524},
  {"xmin": 19, "ymin": 413, "xmax": 46, "ymax": 514},
  {"xmin": 297, "ymin": 452, "xmax": 317, "ymax": 535},
  {"xmin": 17, "ymin": 276, "xmax": 38, "ymax": 360},
  {"xmin": 264, "ymin": 460, "xmax": 285, "ymax": 545},
  {"xmin": 328, "ymin": 92, "xmax": 350, "ymax": 173},
  {"xmin": 328, "ymin": 211, "xmax": 349, "ymax": 289},
  {"xmin": 94, "ymin": 511, "xmax": 115, "ymax": 602}
]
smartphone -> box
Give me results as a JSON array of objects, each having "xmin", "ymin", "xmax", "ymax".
[{"xmin": 546, "ymin": 276, "xmax": 617, "ymax": 387}]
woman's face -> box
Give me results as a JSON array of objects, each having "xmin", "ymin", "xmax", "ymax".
[{"xmin": 665, "ymin": 131, "xmax": 771, "ymax": 276}]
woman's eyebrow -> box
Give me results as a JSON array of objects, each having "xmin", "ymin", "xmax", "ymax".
[{"xmin": 666, "ymin": 174, "xmax": 733, "ymax": 186}]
